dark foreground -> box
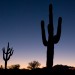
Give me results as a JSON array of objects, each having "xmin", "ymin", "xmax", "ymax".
[{"xmin": 0, "ymin": 66, "xmax": 75, "ymax": 75}]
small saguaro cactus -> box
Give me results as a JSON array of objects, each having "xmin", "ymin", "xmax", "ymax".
[
  {"xmin": 2, "ymin": 42, "xmax": 14, "ymax": 69},
  {"xmin": 41, "ymin": 4, "xmax": 62, "ymax": 69}
]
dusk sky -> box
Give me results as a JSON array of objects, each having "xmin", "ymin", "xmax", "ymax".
[{"xmin": 0, "ymin": 0, "xmax": 75, "ymax": 68}]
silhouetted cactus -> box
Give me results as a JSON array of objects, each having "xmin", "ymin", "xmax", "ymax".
[
  {"xmin": 41, "ymin": 4, "xmax": 62, "ymax": 69},
  {"xmin": 2, "ymin": 42, "xmax": 14, "ymax": 69}
]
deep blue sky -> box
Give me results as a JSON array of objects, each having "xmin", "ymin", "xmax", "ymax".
[{"xmin": 0, "ymin": 0, "xmax": 75, "ymax": 68}]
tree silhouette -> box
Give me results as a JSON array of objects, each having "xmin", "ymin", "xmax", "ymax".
[
  {"xmin": 2, "ymin": 42, "xmax": 14, "ymax": 69},
  {"xmin": 41, "ymin": 4, "xmax": 62, "ymax": 69},
  {"xmin": 27, "ymin": 61, "xmax": 41, "ymax": 70}
]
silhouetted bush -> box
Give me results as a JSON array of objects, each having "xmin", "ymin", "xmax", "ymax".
[
  {"xmin": 8, "ymin": 64, "xmax": 20, "ymax": 69},
  {"xmin": 27, "ymin": 61, "xmax": 41, "ymax": 70}
]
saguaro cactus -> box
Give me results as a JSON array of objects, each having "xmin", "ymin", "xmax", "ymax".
[
  {"xmin": 41, "ymin": 4, "xmax": 62, "ymax": 69},
  {"xmin": 2, "ymin": 42, "xmax": 14, "ymax": 69}
]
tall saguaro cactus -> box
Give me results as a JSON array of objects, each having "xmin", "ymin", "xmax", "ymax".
[
  {"xmin": 2, "ymin": 42, "xmax": 14, "ymax": 69},
  {"xmin": 41, "ymin": 4, "xmax": 62, "ymax": 69}
]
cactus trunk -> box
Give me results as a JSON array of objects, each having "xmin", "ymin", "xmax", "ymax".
[
  {"xmin": 5, "ymin": 60, "xmax": 7, "ymax": 69},
  {"xmin": 47, "ymin": 40, "xmax": 54, "ymax": 68}
]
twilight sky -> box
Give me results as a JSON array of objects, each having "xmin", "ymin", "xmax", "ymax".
[{"xmin": 0, "ymin": 0, "xmax": 75, "ymax": 68}]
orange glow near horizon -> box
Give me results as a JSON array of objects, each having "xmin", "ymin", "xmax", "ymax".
[
  {"xmin": 0, "ymin": 50, "xmax": 75, "ymax": 69},
  {"xmin": 0, "ymin": 58, "xmax": 75, "ymax": 69}
]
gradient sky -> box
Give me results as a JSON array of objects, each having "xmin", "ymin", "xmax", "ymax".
[{"xmin": 0, "ymin": 0, "xmax": 75, "ymax": 68}]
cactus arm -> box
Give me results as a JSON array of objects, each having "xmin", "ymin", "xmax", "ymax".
[
  {"xmin": 8, "ymin": 48, "xmax": 12, "ymax": 54},
  {"xmin": 41, "ymin": 20, "xmax": 48, "ymax": 46},
  {"xmin": 7, "ymin": 42, "xmax": 9, "ymax": 50},
  {"xmin": 2, "ymin": 47, "xmax": 5, "ymax": 53},
  {"xmin": 10, "ymin": 49, "xmax": 14, "ymax": 56},
  {"xmin": 7, "ymin": 49, "xmax": 14, "ymax": 60},
  {"xmin": 7, "ymin": 55, "xmax": 10, "ymax": 60},
  {"xmin": 2, "ymin": 48, "xmax": 6, "ymax": 60},
  {"xmin": 3, "ymin": 51, "xmax": 6, "ymax": 60},
  {"xmin": 54, "ymin": 17, "xmax": 62, "ymax": 44}
]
